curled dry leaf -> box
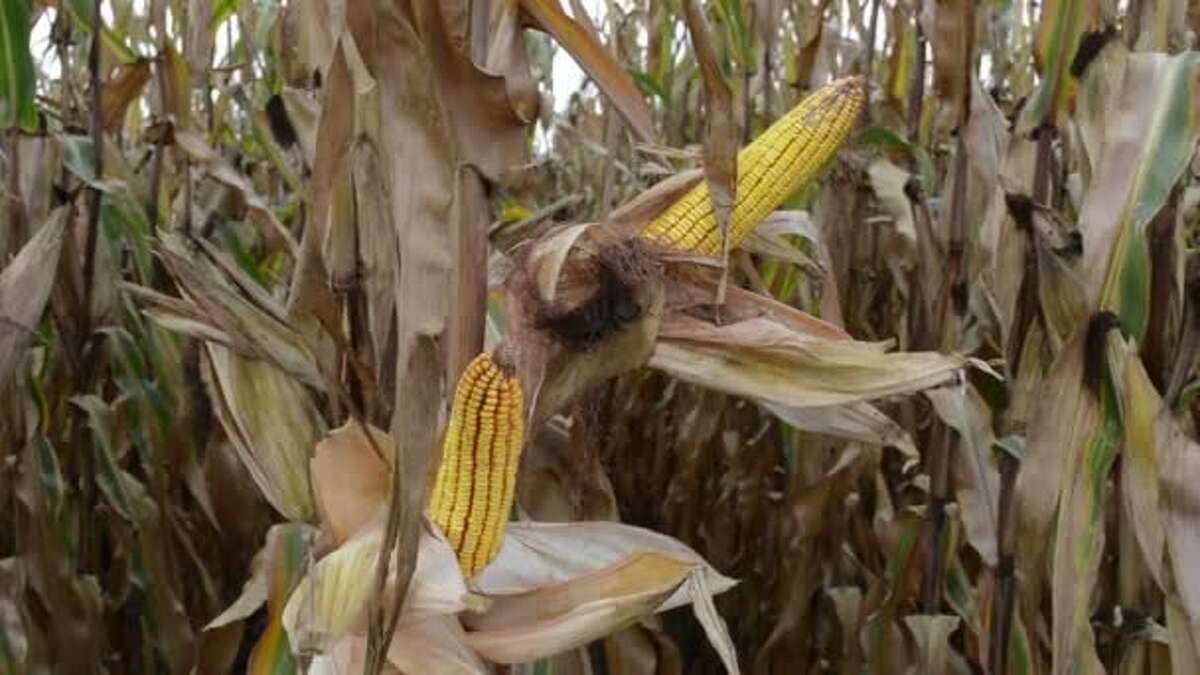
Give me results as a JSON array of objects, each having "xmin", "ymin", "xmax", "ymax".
[
  {"xmin": 650, "ymin": 314, "xmax": 964, "ymax": 409},
  {"xmin": 149, "ymin": 236, "xmax": 325, "ymax": 389},
  {"xmin": 763, "ymin": 401, "xmax": 918, "ymax": 459}
]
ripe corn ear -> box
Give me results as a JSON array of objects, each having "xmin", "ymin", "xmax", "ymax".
[
  {"xmin": 427, "ymin": 352, "xmax": 525, "ymax": 577},
  {"xmin": 641, "ymin": 77, "xmax": 865, "ymax": 255}
]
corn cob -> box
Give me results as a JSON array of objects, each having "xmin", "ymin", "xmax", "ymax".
[
  {"xmin": 427, "ymin": 352, "xmax": 525, "ymax": 577},
  {"xmin": 641, "ymin": 77, "xmax": 865, "ymax": 255}
]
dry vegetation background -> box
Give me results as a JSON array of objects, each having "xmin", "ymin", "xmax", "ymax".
[{"xmin": 2, "ymin": 0, "xmax": 1200, "ymax": 674}]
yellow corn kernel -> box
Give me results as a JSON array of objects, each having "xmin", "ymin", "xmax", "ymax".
[
  {"xmin": 427, "ymin": 353, "xmax": 525, "ymax": 577},
  {"xmin": 642, "ymin": 77, "xmax": 865, "ymax": 255}
]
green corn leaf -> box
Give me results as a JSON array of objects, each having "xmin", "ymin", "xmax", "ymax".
[{"xmin": 0, "ymin": 0, "xmax": 37, "ymax": 131}]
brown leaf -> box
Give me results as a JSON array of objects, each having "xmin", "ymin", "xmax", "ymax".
[
  {"xmin": 519, "ymin": 0, "xmax": 656, "ymax": 144},
  {"xmin": 1120, "ymin": 353, "xmax": 1166, "ymax": 588},
  {"xmin": 100, "ymin": 60, "xmax": 151, "ymax": 131},
  {"xmin": 926, "ymin": 383, "xmax": 1001, "ymax": 566},
  {"xmin": 1160, "ymin": 411, "xmax": 1200, "ymax": 627},
  {"xmin": 682, "ymin": 0, "xmax": 737, "ymax": 296},
  {"xmin": 0, "ymin": 210, "xmax": 68, "ymax": 386},
  {"xmin": 919, "ymin": 0, "xmax": 974, "ymax": 124}
]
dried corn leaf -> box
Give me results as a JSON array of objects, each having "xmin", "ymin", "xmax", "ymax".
[
  {"xmin": 100, "ymin": 60, "xmax": 151, "ymax": 131},
  {"xmin": 926, "ymin": 382, "xmax": 1001, "ymax": 566},
  {"xmin": 1011, "ymin": 325, "xmax": 1092, "ymax": 602},
  {"xmin": 153, "ymin": 237, "xmax": 324, "ymax": 389},
  {"xmin": 682, "ymin": 0, "xmax": 736, "ymax": 282},
  {"xmin": 1160, "ymin": 411, "xmax": 1200, "ymax": 630},
  {"xmin": 763, "ymin": 401, "xmax": 917, "ymax": 459},
  {"xmin": 903, "ymin": 614, "xmax": 959, "ymax": 675},
  {"xmin": 0, "ymin": 209, "xmax": 67, "ymax": 386},
  {"xmin": 1082, "ymin": 52, "xmax": 1200, "ymax": 338},
  {"xmin": 650, "ymin": 315, "xmax": 963, "ymax": 408},
  {"xmin": 203, "ymin": 345, "xmax": 322, "ymax": 522},
  {"xmin": 1119, "ymin": 351, "xmax": 1166, "ymax": 588},
  {"xmin": 520, "ymin": 0, "xmax": 655, "ymax": 143},
  {"xmin": 1048, "ymin": 341, "xmax": 1121, "ymax": 675}
]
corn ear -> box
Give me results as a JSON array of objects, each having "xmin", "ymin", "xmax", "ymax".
[
  {"xmin": 642, "ymin": 77, "xmax": 865, "ymax": 255},
  {"xmin": 427, "ymin": 352, "xmax": 525, "ymax": 577}
]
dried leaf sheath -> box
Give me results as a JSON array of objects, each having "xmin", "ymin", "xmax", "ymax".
[
  {"xmin": 642, "ymin": 77, "xmax": 865, "ymax": 255},
  {"xmin": 427, "ymin": 353, "xmax": 526, "ymax": 577}
]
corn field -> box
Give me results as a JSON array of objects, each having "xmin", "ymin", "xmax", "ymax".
[{"xmin": 2, "ymin": 0, "xmax": 1200, "ymax": 673}]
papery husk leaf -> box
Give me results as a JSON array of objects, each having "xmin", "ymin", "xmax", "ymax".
[
  {"xmin": 649, "ymin": 315, "xmax": 963, "ymax": 408},
  {"xmin": 307, "ymin": 624, "xmax": 487, "ymax": 675},
  {"xmin": 465, "ymin": 552, "xmax": 688, "ymax": 665},
  {"xmin": 282, "ymin": 520, "xmax": 475, "ymax": 655},
  {"xmin": 463, "ymin": 521, "xmax": 737, "ymax": 670},
  {"xmin": 473, "ymin": 521, "xmax": 736, "ymax": 601},
  {"xmin": 310, "ymin": 419, "xmax": 396, "ymax": 545}
]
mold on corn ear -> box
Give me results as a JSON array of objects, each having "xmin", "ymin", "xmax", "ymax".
[
  {"xmin": 501, "ymin": 225, "xmax": 666, "ymax": 427},
  {"xmin": 427, "ymin": 351, "xmax": 525, "ymax": 577}
]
